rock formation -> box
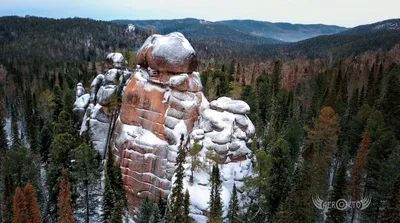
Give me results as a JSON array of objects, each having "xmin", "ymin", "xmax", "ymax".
[{"xmin": 73, "ymin": 32, "xmax": 255, "ymax": 222}]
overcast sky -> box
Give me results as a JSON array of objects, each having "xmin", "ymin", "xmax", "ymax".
[{"xmin": 1, "ymin": 0, "xmax": 399, "ymax": 27}]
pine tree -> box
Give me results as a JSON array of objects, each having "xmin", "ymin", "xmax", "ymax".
[
  {"xmin": 169, "ymin": 135, "xmax": 186, "ymax": 223},
  {"xmin": 227, "ymin": 183, "xmax": 239, "ymax": 223},
  {"xmin": 58, "ymin": 169, "xmax": 75, "ymax": 223},
  {"xmin": 13, "ymin": 187, "xmax": 27, "ymax": 223},
  {"xmin": 137, "ymin": 197, "xmax": 154, "ymax": 223},
  {"xmin": 103, "ymin": 144, "xmax": 127, "ymax": 223},
  {"xmin": 379, "ymin": 174, "xmax": 400, "ymax": 223},
  {"xmin": 183, "ymin": 189, "xmax": 191, "ymax": 223},
  {"xmin": 23, "ymin": 183, "xmax": 43, "ymax": 223},
  {"xmin": 72, "ymin": 142, "xmax": 102, "ymax": 223},
  {"xmin": 208, "ymin": 164, "xmax": 222, "ymax": 223}
]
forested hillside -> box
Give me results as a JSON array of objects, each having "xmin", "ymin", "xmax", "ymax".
[{"xmin": 0, "ymin": 15, "xmax": 400, "ymax": 223}]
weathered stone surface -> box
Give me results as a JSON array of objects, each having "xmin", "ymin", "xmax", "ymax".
[
  {"xmin": 73, "ymin": 33, "xmax": 255, "ymax": 222},
  {"xmin": 137, "ymin": 32, "xmax": 198, "ymax": 73}
]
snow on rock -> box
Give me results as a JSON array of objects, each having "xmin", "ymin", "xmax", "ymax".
[
  {"xmin": 76, "ymin": 83, "xmax": 85, "ymax": 99},
  {"xmin": 126, "ymin": 24, "xmax": 135, "ymax": 32},
  {"xmin": 137, "ymin": 32, "xmax": 198, "ymax": 73},
  {"xmin": 210, "ymin": 97, "xmax": 250, "ymax": 114},
  {"xmin": 73, "ymin": 93, "xmax": 90, "ymax": 121},
  {"xmin": 73, "ymin": 35, "xmax": 255, "ymax": 222},
  {"xmin": 106, "ymin": 53, "xmax": 126, "ymax": 68}
]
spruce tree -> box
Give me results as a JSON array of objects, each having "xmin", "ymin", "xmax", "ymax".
[
  {"xmin": 58, "ymin": 169, "xmax": 75, "ymax": 223},
  {"xmin": 169, "ymin": 135, "xmax": 186, "ymax": 223},
  {"xmin": 137, "ymin": 197, "xmax": 154, "ymax": 223},
  {"xmin": 227, "ymin": 183, "xmax": 238, "ymax": 223},
  {"xmin": 103, "ymin": 145, "xmax": 127, "ymax": 223},
  {"xmin": 208, "ymin": 164, "xmax": 222, "ymax": 223},
  {"xmin": 23, "ymin": 183, "xmax": 42, "ymax": 223},
  {"xmin": 183, "ymin": 189, "xmax": 191, "ymax": 223},
  {"xmin": 72, "ymin": 142, "xmax": 102, "ymax": 223}
]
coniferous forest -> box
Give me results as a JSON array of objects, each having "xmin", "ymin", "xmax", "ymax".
[{"xmin": 0, "ymin": 15, "xmax": 400, "ymax": 223}]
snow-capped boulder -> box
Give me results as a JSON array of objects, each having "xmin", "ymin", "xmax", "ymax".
[
  {"xmin": 106, "ymin": 53, "xmax": 126, "ymax": 68},
  {"xmin": 137, "ymin": 32, "xmax": 198, "ymax": 73}
]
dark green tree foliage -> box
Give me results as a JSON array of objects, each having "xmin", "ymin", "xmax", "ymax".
[
  {"xmin": 200, "ymin": 69, "xmax": 231, "ymax": 99},
  {"xmin": 183, "ymin": 189, "xmax": 191, "ymax": 223},
  {"xmin": 227, "ymin": 183, "xmax": 239, "ymax": 223},
  {"xmin": 52, "ymin": 86, "xmax": 64, "ymax": 120},
  {"xmin": 2, "ymin": 144, "xmax": 40, "ymax": 188},
  {"xmin": 0, "ymin": 117, "xmax": 7, "ymax": 155},
  {"xmin": 380, "ymin": 174, "xmax": 400, "ymax": 223},
  {"xmin": 362, "ymin": 111, "xmax": 397, "ymax": 223},
  {"xmin": 345, "ymin": 104, "xmax": 372, "ymax": 157},
  {"xmin": 103, "ymin": 146, "xmax": 127, "ymax": 223},
  {"xmin": 208, "ymin": 164, "xmax": 222, "ymax": 223},
  {"xmin": 326, "ymin": 157, "xmax": 347, "ymax": 223},
  {"xmin": 24, "ymin": 88, "xmax": 38, "ymax": 152},
  {"xmin": 265, "ymin": 138, "xmax": 291, "ymax": 219},
  {"xmin": 137, "ymin": 197, "xmax": 155, "ymax": 223},
  {"xmin": 169, "ymin": 135, "xmax": 186, "ymax": 223},
  {"xmin": 53, "ymin": 111, "xmax": 75, "ymax": 136},
  {"xmin": 240, "ymin": 85, "xmax": 260, "ymax": 131},
  {"xmin": 255, "ymin": 72, "xmax": 271, "ymax": 125},
  {"xmin": 38, "ymin": 122, "xmax": 53, "ymax": 162},
  {"xmin": 273, "ymin": 168, "xmax": 314, "ymax": 223},
  {"xmin": 245, "ymin": 151, "xmax": 270, "ymax": 222},
  {"xmin": 381, "ymin": 65, "xmax": 400, "ymax": 139},
  {"xmin": 283, "ymin": 118, "xmax": 303, "ymax": 161},
  {"xmin": 72, "ymin": 142, "xmax": 102, "ymax": 223},
  {"xmin": 3, "ymin": 174, "xmax": 15, "ymax": 223},
  {"xmin": 157, "ymin": 196, "xmax": 166, "ymax": 221},
  {"xmin": 46, "ymin": 133, "xmax": 76, "ymax": 220}
]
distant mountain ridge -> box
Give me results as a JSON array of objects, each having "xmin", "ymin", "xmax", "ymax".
[{"xmin": 112, "ymin": 18, "xmax": 347, "ymax": 42}]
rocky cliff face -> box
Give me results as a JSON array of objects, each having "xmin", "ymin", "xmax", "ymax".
[{"xmin": 73, "ymin": 32, "xmax": 255, "ymax": 222}]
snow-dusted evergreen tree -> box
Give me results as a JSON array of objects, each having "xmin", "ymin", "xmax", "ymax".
[
  {"xmin": 227, "ymin": 183, "xmax": 238, "ymax": 223},
  {"xmin": 103, "ymin": 145, "xmax": 126, "ymax": 223},
  {"xmin": 137, "ymin": 197, "xmax": 155, "ymax": 223},
  {"xmin": 208, "ymin": 164, "xmax": 222, "ymax": 223},
  {"xmin": 169, "ymin": 135, "xmax": 186, "ymax": 223},
  {"xmin": 72, "ymin": 142, "xmax": 102, "ymax": 223}
]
